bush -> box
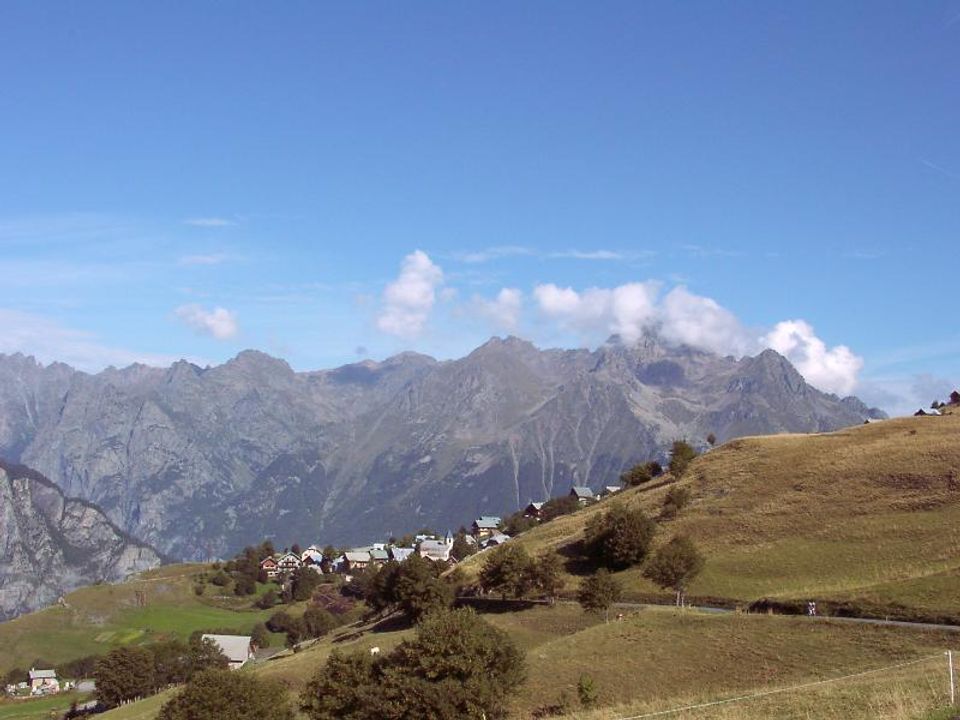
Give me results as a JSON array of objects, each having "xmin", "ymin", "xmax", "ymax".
[
  {"xmin": 661, "ymin": 486, "xmax": 692, "ymax": 519},
  {"xmin": 303, "ymin": 607, "xmax": 337, "ymax": 638},
  {"xmin": 95, "ymin": 646, "xmax": 156, "ymax": 708},
  {"xmin": 255, "ymin": 588, "xmax": 279, "ymax": 610},
  {"xmin": 158, "ymin": 669, "xmax": 295, "ymax": 720},
  {"xmin": 479, "ymin": 544, "xmax": 535, "ymax": 599},
  {"xmin": 577, "ymin": 569, "xmax": 622, "ymax": 621},
  {"xmin": 251, "ymin": 622, "xmax": 271, "ymax": 650},
  {"xmin": 301, "ymin": 608, "xmax": 525, "ymax": 720},
  {"xmin": 583, "ymin": 505, "xmax": 656, "ymax": 570},
  {"xmin": 643, "ymin": 535, "xmax": 705, "ymax": 606},
  {"xmin": 541, "ymin": 495, "xmax": 580, "ymax": 522},
  {"xmin": 668, "ymin": 440, "xmax": 698, "ymax": 477},
  {"xmin": 620, "ymin": 460, "xmax": 662, "ymax": 487}
]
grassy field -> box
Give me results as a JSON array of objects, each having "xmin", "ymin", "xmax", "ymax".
[
  {"xmin": 0, "ymin": 564, "xmax": 284, "ymax": 674},
  {"xmin": 459, "ymin": 414, "xmax": 960, "ymax": 621},
  {"xmin": 0, "ymin": 692, "xmax": 91, "ymax": 720},
  {"xmin": 95, "ymin": 604, "xmax": 960, "ymax": 720}
]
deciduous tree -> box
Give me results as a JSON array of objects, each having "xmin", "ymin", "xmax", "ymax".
[{"xmin": 643, "ymin": 535, "xmax": 705, "ymax": 607}]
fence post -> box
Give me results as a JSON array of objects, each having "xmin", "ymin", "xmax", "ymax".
[{"xmin": 948, "ymin": 650, "xmax": 956, "ymax": 706}]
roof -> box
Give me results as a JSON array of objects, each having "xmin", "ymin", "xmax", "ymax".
[
  {"xmin": 602, "ymin": 485, "xmax": 621, "ymax": 494},
  {"xmin": 916, "ymin": 408, "xmax": 941, "ymax": 416},
  {"xmin": 484, "ymin": 533, "xmax": 511, "ymax": 546},
  {"xmin": 201, "ymin": 635, "xmax": 253, "ymax": 663},
  {"xmin": 260, "ymin": 556, "xmax": 278, "ymax": 566},
  {"xmin": 419, "ymin": 540, "xmax": 450, "ymax": 557},
  {"xmin": 570, "ymin": 486, "xmax": 595, "ymax": 498},
  {"xmin": 301, "ymin": 550, "xmax": 324, "ymax": 563},
  {"xmin": 344, "ymin": 551, "xmax": 371, "ymax": 563},
  {"xmin": 369, "ymin": 548, "xmax": 389, "ymax": 561},
  {"xmin": 390, "ymin": 547, "xmax": 415, "ymax": 562},
  {"xmin": 473, "ymin": 516, "xmax": 501, "ymax": 529},
  {"xmin": 525, "ymin": 502, "xmax": 544, "ymax": 510},
  {"xmin": 29, "ymin": 669, "xmax": 57, "ymax": 680},
  {"xmin": 278, "ymin": 552, "xmax": 301, "ymax": 563}
]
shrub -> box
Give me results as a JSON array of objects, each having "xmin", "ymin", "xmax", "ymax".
[
  {"xmin": 661, "ymin": 486, "xmax": 692, "ymax": 519},
  {"xmin": 158, "ymin": 669, "xmax": 294, "ymax": 720},
  {"xmin": 583, "ymin": 505, "xmax": 656, "ymax": 569},
  {"xmin": 541, "ymin": 495, "xmax": 580, "ymax": 521},
  {"xmin": 301, "ymin": 608, "xmax": 525, "ymax": 720},
  {"xmin": 668, "ymin": 440, "xmax": 698, "ymax": 477},
  {"xmin": 577, "ymin": 569, "xmax": 622, "ymax": 621},
  {"xmin": 643, "ymin": 535, "xmax": 705, "ymax": 606}
]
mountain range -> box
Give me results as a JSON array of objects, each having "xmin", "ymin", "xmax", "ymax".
[
  {"xmin": 0, "ymin": 333, "xmax": 884, "ymax": 561},
  {"xmin": 0, "ymin": 460, "xmax": 162, "ymax": 620}
]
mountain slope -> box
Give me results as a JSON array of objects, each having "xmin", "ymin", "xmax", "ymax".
[
  {"xmin": 459, "ymin": 413, "xmax": 960, "ymax": 621},
  {"xmin": 0, "ymin": 335, "xmax": 883, "ymax": 558},
  {"xmin": 0, "ymin": 460, "xmax": 163, "ymax": 621}
]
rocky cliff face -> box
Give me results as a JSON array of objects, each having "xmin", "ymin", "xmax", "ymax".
[
  {"xmin": 0, "ymin": 460, "xmax": 162, "ymax": 621},
  {"xmin": 0, "ymin": 334, "xmax": 884, "ymax": 559}
]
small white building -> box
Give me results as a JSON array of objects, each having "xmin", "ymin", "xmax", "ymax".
[
  {"xmin": 201, "ymin": 634, "xmax": 255, "ymax": 670},
  {"xmin": 419, "ymin": 532, "xmax": 454, "ymax": 562}
]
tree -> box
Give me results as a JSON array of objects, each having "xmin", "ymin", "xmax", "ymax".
[
  {"xmin": 393, "ymin": 555, "xmax": 453, "ymax": 622},
  {"xmin": 381, "ymin": 608, "xmax": 526, "ymax": 720},
  {"xmin": 478, "ymin": 544, "xmax": 534, "ymax": 599},
  {"xmin": 251, "ymin": 622, "xmax": 271, "ymax": 650},
  {"xmin": 95, "ymin": 646, "xmax": 156, "ymax": 708},
  {"xmin": 583, "ymin": 505, "xmax": 656, "ymax": 569},
  {"xmin": 151, "ymin": 640, "xmax": 192, "ymax": 688},
  {"xmin": 302, "ymin": 608, "xmax": 526, "ymax": 720},
  {"xmin": 643, "ymin": 535, "xmax": 705, "ymax": 607},
  {"xmin": 620, "ymin": 463, "xmax": 653, "ymax": 487},
  {"xmin": 450, "ymin": 534, "xmax": 477, "ymax": 562},
  {"xmin": 577, "ymin": 674, "xmax": 599, "ymax": 709},
  {"xmin": 577, "ymin": 570, "xmax": 622, "ymax": 622},
  {"xmin": 661, "ymin": 486, "xmax": 692, "ymax": 519},
  {"xmin": 187, "ymin": 637, "xmax": 230, "ymax": 676},
  {"xmin": 706, "ymin": 433, "xmax": 717, "ymax": 447},
  {"xmin": 303, "ymin": 606, "xmax": 337, "ymax": 638},
  {"xmin": 503, "ymin": 513, "xmax": 537, "ymax": 536},
  {"xmin": 527, "ymin": 551, "xmax": 564, "ymax": 602},
  {"xmin": 541, "ymin": 495, "xmax": 580, "ymax": 521},
  {"xmin": 668, "ymin": 440, "xmax": 698, "ymax": 477},
  {"xmin": 233, "ymin": 574, "xmax": 256, "ymax": 596},
  {"xmin": 158, "ymin": 669, "xmax": 295, "ymax": 720},
  {"xmin": 255, "ymin": 588, "xmax": 279, "ymax": 610},
  {"xmin": 951, "ymin": 390, "xmax": 960, "ymax": 405},
  {"xmin": 290, "ymin": 566, "xmax": 321, "ymax": 602}
]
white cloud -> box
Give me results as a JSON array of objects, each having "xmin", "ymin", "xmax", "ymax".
[
  {"xmin": 376, "ymin": 250, "xmax": 444, "ymax": 337},
  {"xmin": 0, "ymin": 308, "xmax": 189, "ymax": 371},
  {"xmin": 761, "ymin": 320, "xmax": 863, "ymax": 396},
  {"xmin": 659, "ymin": 286, "xmax": 754, "ymax": 357},
  {"xmin": 179, "ymin": 253, "xmax": 228, "ymax": 266},
  {"xmin": 533, "ymin": 282, "xmax": 660, "ymax": 343},
  {"xmin": 175, "ymin": 304, "xmax": 239, "ymax": 340},
  {"xmin": 183, "ymin": 217, "xmax": 236, "ymax": 227},
  {"xmin": 454, "ymin": 246, "xmax": 534, "ymax": 264},
  {"xmin": 549, "ymin": 250, "xmax": 624, "ymax": 260},
  {"xmin": 531, "ymin": 280, "xmax": 865, "ymax": 396},
  {"xmin": 475, "ymin": 288, "xmax": 523, "ymax": 331}
]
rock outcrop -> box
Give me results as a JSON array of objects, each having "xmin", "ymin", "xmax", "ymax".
[{"xmin": 0, "ymin": 460, "xmax": 163, "ymax": 620}]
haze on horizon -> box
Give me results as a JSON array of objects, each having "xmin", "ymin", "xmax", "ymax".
[{"xmin": 0, "ymin": 2, "xmax": 957, "ymax": 415}]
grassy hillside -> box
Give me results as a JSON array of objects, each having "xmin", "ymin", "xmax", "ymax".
[
  {"xmin": 461, "ymin": 414, "xmax": 960, "ymax": 621},
  {"xmin": 96, "ymin": 604, "xmax": 960, "ymax": 720},
  {"xmin": 0, "ymin": 564, "xmax": 283, "ymax": 674}
]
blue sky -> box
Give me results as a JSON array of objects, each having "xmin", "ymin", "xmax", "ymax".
[{"xmin": 1, "ymin": 2, "xmax": 958, "ymax": 414}]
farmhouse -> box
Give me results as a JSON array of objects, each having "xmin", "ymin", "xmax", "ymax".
[
  {"xmin": 29, "ymin": 669, "xmax": 60, "ymax": 696},
  {"xmin": 201, "ymin": 634, "xmax": 255, "ymax": 670},
  {"xmin": 570, "ymin": 486, "xmax": 597, "ymax": 505},
  {"xmin": 914, "ymin": 407, "xmax": 942, "ymax": 416},
  {"xmin": 259, "ymin": 556, "xmax": 279, "ymax": 580},
  {"xmin": 472, "ymin": 516, "xmax": 502, "ymax": 539},
  {"xmin": 523, "ymin": 502, "xmax": 544, "ymax": 519},
  {"xmin": 390, "ymin": 547, "xmax": 415, "ymax": 562},
  {"xmin": 343, "ymin": 551, "xmax": 371, "ymax": 572},
  {"xmin": 480, "ymin": 532, "xmax": 510, "ymax": 549},
  {"xmin": 276, "ymin": 552, "xmax": 302, "ymax": 574},
  {"xmin": 600, "ymin": 485, "xmax": 621, "ymax": 498}
]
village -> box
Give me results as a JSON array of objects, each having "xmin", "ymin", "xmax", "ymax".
[{"xmin": 4, "ymin": 484, "xmax": 620, "ymax": 701}]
